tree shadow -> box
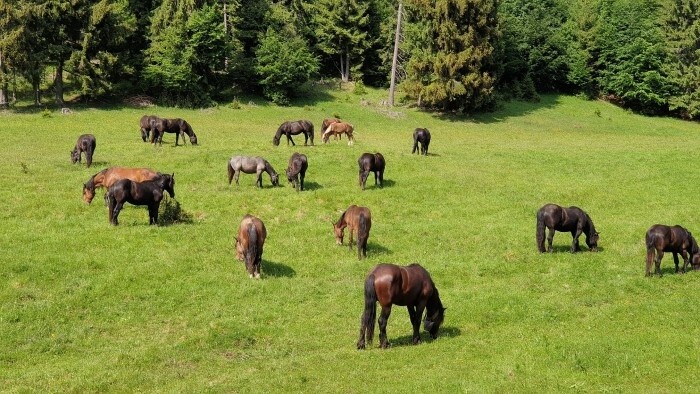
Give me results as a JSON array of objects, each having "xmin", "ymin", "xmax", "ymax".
[
  {"xmin": 427, "ymin": 94, "xmax": 563, "ymax": 125},
  {"xmin": 263, "ymin": 260, "xmax": 296, "ymax": 278}
]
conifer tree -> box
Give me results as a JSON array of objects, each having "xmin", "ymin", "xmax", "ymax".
[{"xmin": 665, "ymin": 0, "xmax": 700, "ymax": 119}]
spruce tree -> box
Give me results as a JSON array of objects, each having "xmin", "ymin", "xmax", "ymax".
[{"xmin": 665, "ymin": 0, "xmax": 700, "ymax": 119}]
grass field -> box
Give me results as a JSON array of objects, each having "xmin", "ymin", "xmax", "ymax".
[{"xmin": 2, "ymin": 88, "xmax": 700, "ymax": 392}]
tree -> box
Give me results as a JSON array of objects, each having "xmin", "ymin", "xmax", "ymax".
[
  {"xmin": 401, "ymin": 0, "xmax": 499, "ymax": 111},
  {"xmin": 311, "ymin": 0, "xmax": 370, "ymax": 82},
  {"xmin": 665, "ymin": 0, "xmax": 700, "ymax": 119}
]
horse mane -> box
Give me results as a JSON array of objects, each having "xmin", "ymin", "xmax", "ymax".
[
  {"xmin": 86, "ymin": 168, "xmax": 108, "ymax": 191},
  {"xmin": 264, "ymin": 160, "xmax": 277, "ymax": 176},
  {"xmin": 336, "ymin": 209, "xmax": 348, "ymax": 228},
  {"xmin": 426, "ymin": 286, "xmax": 444, "ymax": 317}
]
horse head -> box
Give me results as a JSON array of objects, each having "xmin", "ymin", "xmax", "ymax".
[
  {"xmin": 585, "ymin": 228, "xmax": 599, "ymax": 252},
  {"xmin": 82, "ymin": 183, "xmax": 95, "ymax": 204},
  {"xmin": 286, "ymin": 167, "xmax": 295, "ymax": 184},
  {"xmin": 423, "ymin": 306, "xmax": 446, "ymax": 339},
  {"xmin": 332, "ymin": 220, "xmax": 345, "ymax": 245},
  {"xmin": 234, "ymin": 236, "xmax": 244, "ymax": 261},
  {"xmin": 71, "ymin": 148, "xmax": 80, "ymax": 164},
  {"xmin": 189, "ymin": 133, "xmax": 198, "ymax": 145},
  {"xmin": 161, "ymin": 173, "xmax": 175, "ymax": 198}
]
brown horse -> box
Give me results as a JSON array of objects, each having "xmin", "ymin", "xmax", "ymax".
[
  {"xmin": 323, "ymin": 121, "xmax": 355, "ymax": 144},
  {"xmin": 150, "ymin": 117, "xmax": 198, "ymax": 146},
  {"xmin": 333, "ymin": 205, "xmax": 371, "ymax": 260},
  {"xmin": 82, "ymin": 167, "xmax": 163, "ymax": 204},
  {"xmin": 412, "ymin": 128, "xmax": 431, "ymax": 155},
  {"xmin": 321, "ymin": 118, "xmax": 342, "ymax": 141},
  {"xmin": 358, "ymin": 152, "xmax": 385, "ymax": 190},
  {"xmin": 536, "ymin": 203, "xmax": 599, "ymax": 253},
  {"xmin": 273, "ymin": 120, "xmax": 314, "ymax": 146},
  {"xmin": 357, "ymin": 263, "xmax": 446, "ymax": 349},
  {"xmin": 234, "ymin": 214, "xmax": 267, "ymax": 279},
  {"xmin": 286, "ymin": 152, "xmax": 308, "ymax": 191},
  {"xmin": 645, "ymin": 224, "xmax": 700, "ymax": 276},
  {"xmin": 139, "ymin": 115, "xmax": 159, "ymax": 142},
  {"xmin": 71, "ymin": 134, "xmax": 96, "ymax": 167}
]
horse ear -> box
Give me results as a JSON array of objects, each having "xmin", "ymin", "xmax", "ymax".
[{"xmin": 171, "ymin": 173, "xmax": 175, "ymax": 178}]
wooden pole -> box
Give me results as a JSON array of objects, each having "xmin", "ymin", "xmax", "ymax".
[{"xmin": 388, "ymin": 1, "xmax": 402, "ymax": 106}]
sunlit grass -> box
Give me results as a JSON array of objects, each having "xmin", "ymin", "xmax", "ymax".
[{"xmin": 2, "ymin": 89, "xmax": 700, "ymax": 391}]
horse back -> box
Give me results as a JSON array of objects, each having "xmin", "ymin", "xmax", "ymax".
[
  {"xmin": 103, "ymin": 167, "xmax": 160, "ymax": 189},
  {"xmin": 372, "ymin": 263, "xmax": 431, "ymax": 307},
  {"xmin": 239, "ymin": 215, "xmax": 267, "ymax": 248},
  {"xmin": 647, "ymin": 224, "xmax": 691, "ymax": 252}
]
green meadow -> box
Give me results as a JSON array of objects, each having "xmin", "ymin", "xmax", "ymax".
[{"xmin": 2, "ymin": 88, "xmax": 700, "ymax": 392}]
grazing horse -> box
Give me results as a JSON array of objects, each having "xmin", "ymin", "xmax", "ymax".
[
  {"xmin": 645, "ymin": 224, "xmax": 700, "ymax": 276},
  {"xmin": 412, "ymin": 128, "xmax": 431, "ymax": 155},
  {"xmin": 234, "ymin": 214, "xmax": 267, "ymax": 278},
  {"xmin": 321, "ymin": 118, "xmax": 342, "ymax": 141},
  {"xmin": 357, "ymin": 263, "xmax": 446, "ymax": 349},
  {"xmin": 273, "ymin": 120, "xmax": 314, "ymax": 146},
  {"xmin": 323, "ymin": 121, "xmax": 355, "ymax": 144},
  {"xmin": 139, "ymin": 115, "xmax": 159, "ymax": 142},
  {"xmin": 82, "ymin": 167, "xmax": 163, "ymax": 204},
  {"xmin": 151, "ymin": 117, "xmax": 198, "ymax": 146},
  {"xmin": 71, "ymin": 134, "xmax": 96, "ymax": 167},
  {"xmin": 333, "ymin": 205, "xmax": 372, "ymax": 260},
  {"xmin": 227, "ymin": 156, "xmax": 279, "ymax": 187},
  {"xmin": 358, "ymin": 152, "xmax": 385, "ymax": 190},
  {"xmin": 536, "ymin": 203, "xmax": 599, "ymax": 253},
  {"xmin": 286, "ymin": 152, "xmax": 308, "ymax": 191},
  {"xmin": 107, "ymin": 175, "xmax": 175, "ymax": 226}
]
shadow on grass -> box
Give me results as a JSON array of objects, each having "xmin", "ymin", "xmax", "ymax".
[
  {"xmin": 381, "ymin": 326, "xmax": 461, "ymax": 348},
  {"xmin": 363, "ymin": 179, "xmax": 395, "ymax": 190},
  {"xmin": 368, "ymin": 242, "xmax": 392, "ymax": 256},
  {"xmin": 426, "ymin": 94, "xmax": 563, "ymax": 125},
  {"xmin": 263, "ymin": 260, "xmax": 296, "ymax": 278},
  {"xmin": 542, "ymin": 244, "xmax": 602, "ymax": 254}
]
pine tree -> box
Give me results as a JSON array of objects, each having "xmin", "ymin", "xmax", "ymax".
[
  {"xmin": 665, "ymin": 0, "xmax": 700, "ymax": 119},
  {"xmin": 402, "ymin": 0, "xmax": 499, "ymax": 111}
]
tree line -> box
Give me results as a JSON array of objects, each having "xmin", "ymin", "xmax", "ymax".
[{"xmin": 0, "ymin": 0, "xmax": 698, "ymax": 118}]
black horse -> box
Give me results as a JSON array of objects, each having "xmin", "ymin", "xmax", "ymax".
[
  {"xmin": 357, "ymin": 263, "xmax": 446, "ymax": 349},
  {"xmin": 536, "ymin": 203, "xmax": 599, "ymax": 253},
  {"xmin": 412, "ymin": 128, "xmax": 431, "ymax": 155},
  {"xmin": 71, "ymin": 134, "xmax": 96, "ymax": 167},
  {"xmin": 139, "ymin": 115, "xmax": 159, "ymax": 142},
  {"xmin": 358, "ymin": 152, "xmax": 385, "ymax": 190},
  {"xmin": 151, "ymin": 117, "xmax": 198, "ymax": 146},
  {"xmin": 107, "ymin": 174, "xmax": 175, "ymax": 225},
  {"xmin": 645, "ymin": 224, "xmax": 700, "ymax": 276},
  {"xmin": 286, "ymin": 152, "xmax": 308, "ymax": 191},
  {"xmin": 273, "ymin": 120, "xmax": 314, "ymax": 146}
]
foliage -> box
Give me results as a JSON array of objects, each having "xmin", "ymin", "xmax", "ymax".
[{"xmin": 665, "ymin": 0, "xmax": 700, "ymax": 119}]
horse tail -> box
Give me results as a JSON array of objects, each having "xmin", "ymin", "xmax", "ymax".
[
  {"xmin": 247, "ymin": 223, "xmax": 258, "ymax": 272},
  {"xmin": 536, "ymin": 209, "xmax": 546, "ymax": 252},
  {"xmin": 227, "ymin": 160, "xmax": 234, "ymax": 185},
  {"xmin": 360, "ymin": 273, "xmax": 377, "ymax": 346},
  {"xmin": 645, "ymin": 231, "xmax": 656, "ymax": 275},
  {"xmin": 358, "ymin": 213, "xmax": 369, "ymax": 259}
]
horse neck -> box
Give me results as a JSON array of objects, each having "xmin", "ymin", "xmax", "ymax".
[
  {"xmin": 336, "ymin": 211, "xmax": 348, "ymax": 228},
  {"xmin": 93, "ymin": 169, "xmax": 108, "ymax": 187},
  {"xmin": 426, "ymin": 287, "xmax": 443, "ymax": 316},
  {"xmin": 264, "ymin": 161, "xmax": 277, "ymax": 176}
]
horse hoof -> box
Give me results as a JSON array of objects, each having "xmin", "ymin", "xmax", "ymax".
[{"xmin": 357, "ymin": 342, "xmax": 365, "ymax": 350}]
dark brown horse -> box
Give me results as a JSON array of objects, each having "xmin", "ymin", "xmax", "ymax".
[
  {"xmin": 83, "ymin": 167, "xmax": 163, "ymax": 204},
  {"xmin": 273, "ymin": 120, "xmax": 314, "ymax": 146},
  {"xmin": 536, "ymin": 203, "xmax": 599, "ymax": 253},
  {"xmin": 645, "ymin": 224, "xmax": 700, "ymax": 276},
  {"xmin": 286, "ymin": 152, "xmax": 308, "ymax": 191},
  {"xmin": 412, "ymin": 128, "xmax": 431, "ymax": 155},
  {"xmin": 139, "ymin": 115, "xmax": 159, "ymax": 142},
  {"xmin": 234, "ymin": 214, "xmax": 267, "ymax": 279},
  {"xmin": 323, "ymin": 121, "xmax": 355, "ymax": 144},
  {"xmin": 321, "ymin": 118, "xmax": 342, "ymax": 141},
  {"xmin": 71, "ymin": 134, "xmax": 96, "ymax": 167},
  {"xmin": 107, "ymin": 174, "xmax": 175, "ymax": 226},
  {"xmin": 358, "ymin": 152, "xmax": 385, "ymax": 190},
  {"xmin": 357, "ymin": 263, "xmax": 446, "ymax": 349},
  {"xmin": 333, "ymin": 205, "xmax": 371, "ymax": 260},
  {"xmin": 151, "ymin": 117, "xmax": 198, "ymax": 146}
]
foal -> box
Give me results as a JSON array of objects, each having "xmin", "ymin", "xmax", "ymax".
[
  {"xmin": 333, "ymin": 205, "xmax": 372, "ymax": 260},
  {"xmin": 358, "ymin": 152, "xmax": 385, "ymax": 190},
  {"xmin": 71, "ymin": 134, "xmax": 97, "ymax": 167},
  {"xmin": 234, "ymin": 214, "xmax": 267, "ymax": 278},
  {"xmin": 411, "ymin": 128, "xmax": 431, "ymax": 155},
  {"xmin": 286, "ymin": 152, "xmax": 308, "ymax": 191}
]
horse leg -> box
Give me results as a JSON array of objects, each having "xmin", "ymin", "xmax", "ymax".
[
  {"xmin": 679, "ymin": 250, "xmax": 690, "ymax": 273},
  {"xmin": 234, "ymin": 170, "xmax": 240, "ymax": 186},
  {"xmin": 256, "ymin": 170, "xmax": 263, "ymax": 188},
  {"xmin": 359, "ymin": 170, "xmax": 369, "ymax": 190},
  {"xmin": 378, "ymin": 305, "xmax": 392, "ymax": 349},
  {"xmin": 546, "ymin": 228, "xmax": 555, "ymax": 252},
  {"xmin": 571, "ymin": 228, "xmax": 583, "ymax": 253},
  {"xmin": 287, "ymin": 134, "xmax": 295, "ymax": 146},
  {"xmin": 299, "ymin": 172, "xmax": 305, "ymax": 191},
  {"xmin": 148, "ymin": 204, "xmax": 159, "ymax": 225},
  {"xmin": 407, "ymin": 305, "xmax": 421, "ymax": 345},
  {"xmin": 112, "ymin": 202, "xmax": 123, "ymax": 226},
  {"xmin": 655, "ymin": 250, "xmax": 664, "ymax": 276},
  {"xmin": 673, "ymin": 252, "xmax": 680, "ymax": 273},
  {"xmin": 348, "ymin": 227, "xmax": 355, "ymax": 251},
  {"xmin": 412, "ymin": 140, "xmax": 418, "ymax": 154},
  {"xmin": 646, "ymin": 247, "xmax": 655, "ymax": 277},
  {"xmin": 378, "ymin": 170, "xmax": 384, "ymax": 188}
]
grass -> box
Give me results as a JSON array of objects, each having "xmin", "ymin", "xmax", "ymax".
[{"xmin": 2, "ymin": 87, "xmax": 700, "ymax": 391}]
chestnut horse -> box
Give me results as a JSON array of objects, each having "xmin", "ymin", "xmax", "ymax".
[
  {"xmin": 71, "ymin": 134, "xmax": 96, "ymax": 167},
  {"xmin": 536, "ymin": 203, "xmax": 599, "ymax": 253},
  {"xmin": 333, "ymin": 205, "xmax": 371, "ymax": 260},
  {"xmin": 321, "ymin": 118, "xmax": 342, "ymax": 141},
  {"xmin": 286, "ymin": 152, "xmax": 308, "ymax": 191},
  {"xmin": 357, "ymin": 263, "xmax": 446, "ymax": 349},
  {"xmin": 358, "ymin": 152, "xmax": 385, "ymax": 190},
  {"xmin": 107, "ymin": 175, "xmax": 175, "ymax": 226},
  {"xmin": 323, "ymin": 121, "xmax": 355, "ymax": 144},
  {"xmin": 273, "ymin": 120, "xmax": 314, "ymax": 146},
  {"xmin": 412, "ymin": 128, "xmax": 431, "ymax": 155},
  {"xmin": 645, "ymin": 224, "xmax": 700, "ymax": 276},
  {"xmin": 82, "ymin": 167, "xmax": 163, "ymax": 204},
  {"xmin": 234, "ymin": 214, "xmax": 267, "ymax": 278}
]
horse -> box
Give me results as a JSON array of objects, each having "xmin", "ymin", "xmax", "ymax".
[
  {"xmin": 536, "ymin": 203, "xmax": 599, "ymax": 253},
  {"xmin": 139, "ymin": 115, "xmax": 159, "ymax": 142},
  {"xmin": 273, "ymin": 120, "xmax": 314, "ymax": 146},
  {"xmin": 321, "ymin": 118, "xmax": 342, "ymax": 141},
  {"xmin": 227, "ymin": 156, "xmax": 279, "ymax": 188},
  {"xmin": 412, "ymin": 128, "xmax": 431, "ymax": 155},
  {"xmin": 107, "ymin": 174, "xmax": 175, "ymax": 226},
  {"xmin": 82, "ymin": 167, "xmax": 163, "ymax": 204},
  {"xmin": 645, "ymin": 224, "xmax": 700, "ymax": 276},
  {"xmin": 286, "ymin": 152, "xmax": 308, "ymax": 191},
  {"xmin": 323, "ymin": 121, "xmax": 355, "ymax": 144},
  {"xmin": 151, "ymin": 117, "xmax": 198, "ymax": 146},
  {"xmin": 234, "ymin": 214, "xmax": 267, "ymax": 279},
  {"xmin": 358, "ymin": 152, "xmax": 385, "ymax": 190},
  {"xmin": 357, "ymin": 263, "xmax": 446, "ymax": 350},
  {"xmin": 71, "ymin": 134, "xmax": 96, "ymax": 167},
  {"xmin": 333, "ymin": 205, "xmax": 372, "ymax": 260}
]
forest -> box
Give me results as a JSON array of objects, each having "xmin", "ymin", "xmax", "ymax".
[{"xmin": 0, "ymin": 0, "xmax": 698, "ymax": 118}]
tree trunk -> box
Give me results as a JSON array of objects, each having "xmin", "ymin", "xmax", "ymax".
[
  {"xmin": 389, "ymin": 2, "xmax": 403, "ymax": 106},
  {"xmin": 344, "ymin": 48, "xmax": 350, "ymax": 82},
  {"xmin": 54, "ymin": 60, "xmax": 65, "ymax": 106},
  {"xmin": 0, "ymin": 51, "xmax": 8, "ymax": 109},
  {"xmin": 33, "ymin": 79, "xmax": 41, "ymax": 106}
]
